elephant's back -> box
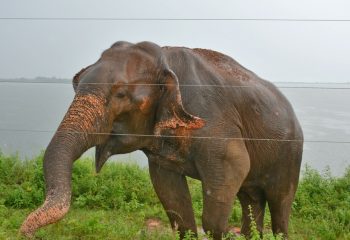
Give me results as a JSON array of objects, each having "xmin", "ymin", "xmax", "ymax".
[
  {"xmin": 191, "ymin": 48, "xmax": 258, "ymax": 85},
  {"xmin": 163, "ymin": 46, "xmax": 258, "ymax": 87}
]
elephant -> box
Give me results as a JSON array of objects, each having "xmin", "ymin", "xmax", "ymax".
[{"xmin": 20, "ymin": 41, "xmax": 303, "ymax": 239}]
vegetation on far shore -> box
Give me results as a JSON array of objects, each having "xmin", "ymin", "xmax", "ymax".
[{"xmin": 0, "ymin": 152, "xmax": 349, "ymax": 239}]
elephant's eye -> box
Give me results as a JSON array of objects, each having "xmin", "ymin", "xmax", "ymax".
[
  {"xmin": 159, "ymin": 85, "xmax": 164, "ymax": 91},
  {"xmin": 115, "ymin": 92, "xmax": 126, "ymax": 99}
]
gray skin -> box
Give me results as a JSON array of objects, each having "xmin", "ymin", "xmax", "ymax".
[{"xmin": 20, "ymin": 41, "xmax": 303, "ymax": 239}]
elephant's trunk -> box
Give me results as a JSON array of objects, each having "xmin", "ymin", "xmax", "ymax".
[{"xmin": 20, "ymin": 93, "xmax": 109, "ymax": 237}]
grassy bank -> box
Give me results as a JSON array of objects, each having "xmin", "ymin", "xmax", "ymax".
[{"xmin": 0, "ymin": 153, "xmax": 349, "ymax": 239}]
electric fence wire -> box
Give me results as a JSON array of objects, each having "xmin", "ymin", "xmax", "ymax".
[
  {"xmin": 1, "ymin": 17, "xmax": 350, "ymax": 22},
  {"xmin": 0, "ymin": 81, "xmax": 350, "ymax": 90},
  {"xmin": 0, "ymin": 128, "xmax": 350, "ymax": 144}
]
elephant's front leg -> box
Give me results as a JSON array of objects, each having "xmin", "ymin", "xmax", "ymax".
[
  {"xmin": 148, "ymin": 160, "xmax": 197, "ymax": 238},
  {"xmin": 199, "ymin": 139, "xmax": 250, "ymax": 240}
]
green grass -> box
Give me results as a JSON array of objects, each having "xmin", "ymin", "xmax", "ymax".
[{"xmin": 0, "ymin": 152, "xmax": 349, "ymax": 239}]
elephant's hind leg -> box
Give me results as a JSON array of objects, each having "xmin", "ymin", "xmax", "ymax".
[
  {"xmin": 265, "ymin": 144, "xmax": 302, "ymax": 239},
  {"xmin": 237, "ymin": 188, "xmax": 266, "ymax": 238},
  {"xmin": 199, "ymin": 139, "xmax": 250, "ymax": 240},
  {"xmin": 265, "ymin": 185, "xmax": 296, "ymax": 239},
  {"xmin": 148, "ymin": 160, "xmax": 197, "ymax": 238}
]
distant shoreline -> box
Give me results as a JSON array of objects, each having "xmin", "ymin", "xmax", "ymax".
[{"xmin": 0, "ymin": 77, "xmax": 71, "ymax": 84}]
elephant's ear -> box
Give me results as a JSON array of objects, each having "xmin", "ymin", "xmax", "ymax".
[
  {"xmin": 154, "ymin": 69, "xmax": 205, "ymax": 135},
  {"xmin": 72, "ymin": 65, "xmax": 92, "ymax": 92}
]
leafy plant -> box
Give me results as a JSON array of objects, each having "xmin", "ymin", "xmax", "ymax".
[{"xmin": 0, "ymin": 153, "xmax": 349, "ymax": 239}]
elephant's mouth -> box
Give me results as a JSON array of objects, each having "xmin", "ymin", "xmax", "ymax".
[{"xmin": 95, "ymin": 137, "xmax": 115, "ymax": 173}]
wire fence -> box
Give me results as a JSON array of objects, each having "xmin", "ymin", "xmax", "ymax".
[
  {"xmin": 0, "ymin": 127, "xmax": 349, "ymax": 144},
  {"xmin": 0, "ymin": 80, "xmax": 350, "ymax": 90},
  {"xmin": 1, "ymin": 17, "xmax": 350, "ymax": 22}
]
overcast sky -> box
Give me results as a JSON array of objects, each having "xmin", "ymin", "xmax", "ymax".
[{"xmin": 0, "ymin": 0, "xmax": 349, "ymax": 83}]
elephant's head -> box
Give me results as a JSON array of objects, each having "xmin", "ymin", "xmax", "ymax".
[{"xmin": 20, "ymin": 41, "xmax": 204, "ymax": 237}]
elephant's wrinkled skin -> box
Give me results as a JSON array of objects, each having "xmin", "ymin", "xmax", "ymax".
[{"xmin": 20, "ymin": 41, "xmax": 303, "ymax": 239}]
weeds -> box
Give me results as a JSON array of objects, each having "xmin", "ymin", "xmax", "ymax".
[
  {"xmin": 291, "ymin": 165, "xmax": 350, "ymax": 239},
  {"xmin": 0, "ymin": 152, "xmax": 349, "ymax": 239}
]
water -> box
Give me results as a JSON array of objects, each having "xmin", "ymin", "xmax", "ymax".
[{"xmin": 0, "ymin": 80, "xmax": 349, "ymax": 176}]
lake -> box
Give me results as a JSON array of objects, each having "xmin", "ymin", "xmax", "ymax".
[{"xmin": 0, "ymin": 79, "xmax": 349, "ymax": 176}]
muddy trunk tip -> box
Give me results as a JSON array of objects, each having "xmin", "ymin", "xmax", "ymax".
[{"xmin": 20, "ymin": 199, "xmax": 70, "ymax": 238}]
